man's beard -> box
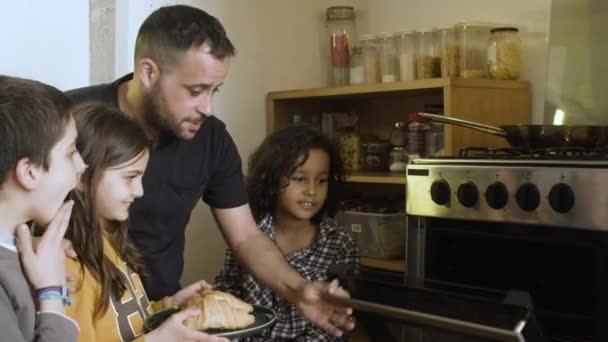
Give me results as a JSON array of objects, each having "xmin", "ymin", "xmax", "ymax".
[{"xmin": 142, "ymin": 90, "xmax": 178, "ymax": 137}]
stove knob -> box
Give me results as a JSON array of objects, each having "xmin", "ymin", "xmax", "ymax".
[
  {"xmin": 516, "ymin": 183, "xmax": 541, "ymax": 212},
  {"xmin": 457, "ymin": 182, "xmax": 479, "ymax": 208},
  {"xmin": 485, "ymin": 181, "xmax": 509, "ymax": 209},
  {"xmin": 548, "ymin": 183, "xmax": 575, "ymax": 214},
  {"xmin": 430, "ymin": 179, "xmax": 451, "ymax": 206}
]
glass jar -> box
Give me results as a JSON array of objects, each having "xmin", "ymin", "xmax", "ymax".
[
  {"xmin": 339, "ymin": 132, "xmax": 362, "ymax": 170},
  {"xmin": 425, "ymin": 122, "xmax": 444, "ymax": 157},
  {"xmin": 456, "ymin": 21, "xmax": 492, "ymax": 79},
  {"xmin": 349, "ymin": 46, "xmax": 364, "ymax": 84},
  {"xmin": 362, "ymin": 141, "xmax": 391, "ymax": 171},
  {"xmin": 417, "ymin": 29, "xmax": 440, "ymax": 79},
  {"xmin": 389, "ymin": 146, "xmax": 408, "ymax": 172},
  {"xmin": 326, "ymin": 6, "xmax": 357, "ymax": 86},
  {"xmin": 407, "ymin": 112, "xmax": 431, "ymax": 158},
  {"xmin": 361, "ymin": 34, "xmax": 379, "ymax": 83},
  {"xmin": 390, "ymin": 121, "xmax": 408, "ymax": 146},
  {"xmin": 488, "ymin": 27, "xmax": 522, "ymax": 80},
  {"xmin": 378, "ymin": 32, "xmax": 397, "ymax": 82},
  {"xmin": 438, "ymin": 27, "xmax": 460, "ymax": 77},
  {"xmin": 395, "ymin": 30, "xmax": 416, "ymax": 81}
]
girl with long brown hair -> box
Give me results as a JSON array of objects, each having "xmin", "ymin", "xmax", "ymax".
[{"xmin": 64, "ymin": 104, "xmax": 228, "ymax": 342}]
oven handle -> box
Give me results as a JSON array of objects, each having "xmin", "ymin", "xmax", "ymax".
[{"xmin": 327, "ymin": 294, "xmax": 526, "ymax": 342}]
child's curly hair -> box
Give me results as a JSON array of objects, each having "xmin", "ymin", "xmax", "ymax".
[{"xmin": 247, "ymin": 125, "xmax": 346, "ymax": 224}]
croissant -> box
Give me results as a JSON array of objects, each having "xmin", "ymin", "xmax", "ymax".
[{"xmin": 183, "ymin": 290, "xmax": 255, "ymax": 330}]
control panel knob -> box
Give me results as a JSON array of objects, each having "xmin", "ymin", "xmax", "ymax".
[
  {"xmin": 516, "ymin": 183, "xmax": 541, "ymax": 212},
  {"xmin": 430, "ymin": 179, "xmax": 451, "ymax": 206},
  {"xmin": 457, "ymin": 182, "xmax": 479, "ymax": 208},
  {"xmin": 485, "ymin": 181, "xmax": 509, "ymax": 209},
  {"xmin": 548, "ymin": 183, "xmax": 575, "ymax": 214}
]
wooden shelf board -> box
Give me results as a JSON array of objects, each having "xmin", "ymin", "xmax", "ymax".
[
  {"xmin": 268, "ymin": 78, "xmax": 530, "ymax": 100},
  {"xmin": 347, "ymin": 171, "xmax": 406, "ymax": 184},
  {"xmin": 360, "ymin": 256, "xmax": 406, "ymax": 272}
]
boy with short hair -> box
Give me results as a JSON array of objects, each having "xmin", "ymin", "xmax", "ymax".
[{"xmin": 0, "ymin": 75, "xmax": 86, "ymax": 341}]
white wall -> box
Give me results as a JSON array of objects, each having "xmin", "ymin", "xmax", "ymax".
[{"xmin": 0, "ymin": 1, "xmax": 90, "ymax": 90}]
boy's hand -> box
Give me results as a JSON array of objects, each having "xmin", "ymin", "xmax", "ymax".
[
  {"xmin": 16, "ymin": 200, "xmax": 74, "ymax": 289},
  {"xmin": 31, "ymin": 236, "xmax": 77, "ymax": 259}
]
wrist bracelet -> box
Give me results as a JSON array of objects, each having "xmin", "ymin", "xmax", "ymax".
[{"xmin": 35, "ymin": 285, "xmax": 74, "ymax": 306}]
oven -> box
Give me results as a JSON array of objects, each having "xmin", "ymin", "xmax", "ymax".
[{"xmin": 334, "ymin": 148, "xmax": 608, "ymax": 342}]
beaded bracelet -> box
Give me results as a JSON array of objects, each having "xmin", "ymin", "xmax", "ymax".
[{"xmin": 35, "ymin": 285, "xmax": 74, "ymax": 306}]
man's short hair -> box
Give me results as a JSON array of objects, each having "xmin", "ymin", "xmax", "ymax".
[
  {"xmin": 134, "ymin": 5, "xmax": 236, "ymax": 70},
  {"xmin": 0, "ymin": 75, "xmax": 72, "ymax": 184}
]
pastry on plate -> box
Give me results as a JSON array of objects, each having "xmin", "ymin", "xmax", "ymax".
[{"xmin": 183, "ymin": 290, "xmax": 255, "ymax": 330}]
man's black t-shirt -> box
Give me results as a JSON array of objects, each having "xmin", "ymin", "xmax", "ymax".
[{"xmin": 66, "ymin": 74, "xmax": 248, "ymax": 300}]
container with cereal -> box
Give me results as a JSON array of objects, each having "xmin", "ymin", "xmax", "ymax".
[
  {"xmin": 488, "ymin": 27, "xmax": 522, "ymax": 80},
  {"xmin": 339, "ymin": 133, "xmax": 362, "ymax": 171}
]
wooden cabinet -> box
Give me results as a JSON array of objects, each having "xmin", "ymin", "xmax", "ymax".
[{"xmin": 266, "ymin": 78, "xmax": 531, "ymax": 272}]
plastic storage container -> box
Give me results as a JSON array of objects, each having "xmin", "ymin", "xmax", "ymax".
[
  {"xmin": 457, "ymin": 21, "xmax": 492, "ymax": 79},
  {"xmin": 339, "ymin": 132, "xmax": 362, "ymax": 170},
  {"xmin": 362, "ymin": 141, "xmax": 391, "ymax": 171},
  {"xmin": 417, "ymin": 29, "xmax": 440, "ymax": 79},
  {"xmin": 349, "ymin": 46, "xmax": 365, "ymax": 84},
  {"xmin": 488, "ymin": 27, "xmax": 522, "ymax": 80},
  {"xmin": 378, "ymin": 32, "xmax": 397, "ymax": 82},
  {"xmin": 408, "ymin": 112, "xmax": 431, "ymax": 158},
  {"xmin": 395, "ymin": 30, "xmax": 417, "ymax": 81},
  {"xmin": 389, "ymin": 146, "xmax": 408, "ymax": 172},
  {"xmin": 338, "ymin": 211, "xmax": 406, "ymax": 259},
  {"xmin": 438, "ymin": 27, "xmax": 460, "ymax": 77},
  {"xmin": 361, "ymin": 34, "xmax": 379, "ymax": 83},
  {"xmin": 326, "ymin": 6, "xmax": 357, "ymax": 86}
]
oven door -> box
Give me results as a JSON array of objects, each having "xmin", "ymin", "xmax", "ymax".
[
  {"xmin": 327, "ymin": 275, "xmax": 545, "ymax": 342},
  {"xmin": 406, "ymin": 216, "xmax": 608, "ymax": 342}
]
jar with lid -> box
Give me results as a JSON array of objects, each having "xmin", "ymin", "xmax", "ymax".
[
  {"xmin": 425, "ymin": 122, "xmax": 444, "ymax": 157},
  {"xmin": 360, "ymin": 34, "xmax": 379, "ymax": 83},
  {"xmin": 326, "ymin": 6, "xmax": 357, "ymax": 86},
  {"xmin": 488, "ymin": 27, "xmax": 522, "ymax": 80},
  {"xmin": 438, "ymin": 27, "xmax": 460, "ymax": 77},
  {"xmin": 456, "ymin": 21, "xmax": 492, "ymax": 79},
  {"xmin": 390, "ymin": 121, "xmax": 408, "ymax": 147},
  {"xmin": 407, "ymin": 112, "xmax": 431, "ymax": 158},
  {"xmin": 378, "ymin": 32, "xmax": 397, "ymax": 82},
  {"xmin": 417, "ymin": 29, "xmax": 440, "ymax": 79},
  {"xmin": 395, "ymin": 30, "xmax": 416, "ymax": 81},
  {"xmin": 389, "ymin": 146, "xmax": 408, "ymax": 172},
  {"xmin": 349, "ymin": 46, "xmax": 364, "ymax": 85},
  {"xmin": 338, "ymin": 132, "xmax": 361, "ymax": 170},
  {"xmin": 362, "ymin": 140, "xmax": 391, "ymax": 171}
]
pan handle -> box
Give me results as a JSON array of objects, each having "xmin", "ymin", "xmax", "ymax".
[{"xmin": 418, "ymin": 112, "xmax": 508, "ymax": 138}]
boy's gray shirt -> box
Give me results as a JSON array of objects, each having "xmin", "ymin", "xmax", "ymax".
[{"xmin": 0, "ymin": 246, "xmax": 79, "ymax": 342}]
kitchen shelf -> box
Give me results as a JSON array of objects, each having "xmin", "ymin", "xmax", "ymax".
[
  {"xmin": 347, "ymin": 171, "xmax": 406, "ymax": 184},
  {"xmin": 360, "ymin": 257, "xmax": 406, "ymax": 272}
]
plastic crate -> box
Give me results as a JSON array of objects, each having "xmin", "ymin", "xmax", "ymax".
[{"xmin": 337, "ymin": 211, "xmax": 406, "ymax": 259}]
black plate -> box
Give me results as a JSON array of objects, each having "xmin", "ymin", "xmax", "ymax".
[{"xmin": 144, "ymin": 304, "xmax": 277, "ymax": 338}]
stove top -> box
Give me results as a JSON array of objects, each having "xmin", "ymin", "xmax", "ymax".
[{"xmin": 414, "ymin": 147, "xmax": 608, "ymax": 167}]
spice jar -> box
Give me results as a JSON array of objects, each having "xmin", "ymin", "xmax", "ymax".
[
  {"xmin": 339, "ymin": 133, "xmax": 361, "ymax": 170},
  {"xmin": 438, "ymin": 27, "xmax": 460, "ymax": 77},
  {"xmin": 417, "ymin": 29, "xmax": 440, "ymax": 79},
  {"xmin": 349, "ymin": 46, "xmax": 364, "ymax": 84},
  {"xmin": 457, "ymin": 21, "xmax": 492, "ymax": 79},
  {"xmin": 362, "ymin": 141, "xmax": 391, "ymax": 171},
  {"xmin": 361, "ymin": 34, "xmax": 379, "ymax": 83},
  {"xmin": 378, "ymin": 32, "xmax": 397, "ymax": 82},
  {"xmin": 488, "ymin": 27, "xmax": 522, "ymax": 80},
  {"xmin": 326, "ymin": 6, "xmax": 357, "ymax": 86},
  {"xmin": 395, "ymin": 30, "xmax": 416, "ymax": 81},
  {"xmin": 407, "ymin": 112, "xmax": 431, "ymax": 158},
  {"xmin": 390, "ymin": 121, "xmax": 408, "ymax": 147},
  {"xmin": 389, "ymin": 146, "xmax": 408, "ymax": 172}
]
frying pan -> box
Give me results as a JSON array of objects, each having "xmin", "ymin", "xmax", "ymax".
[{"xmin": 418, "ymin": 112, "xmax": 608, "ymax": 149}]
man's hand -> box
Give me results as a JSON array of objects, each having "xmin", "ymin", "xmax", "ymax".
[
  {"xmin": 167, "ymin": 279, "xmax": 213, "ymax": 308},
  {"xmin": 295, "ymin": 279, "xmax": 355, "ymax": 337},
  {"xmin": 16, "ymin": 200, "xmax": 74, "ymax": 290}
]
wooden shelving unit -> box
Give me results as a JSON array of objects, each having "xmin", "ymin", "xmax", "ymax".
[{"xmin": 267, "ymin": 78, "xmax": 531, "ymax": 272}]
